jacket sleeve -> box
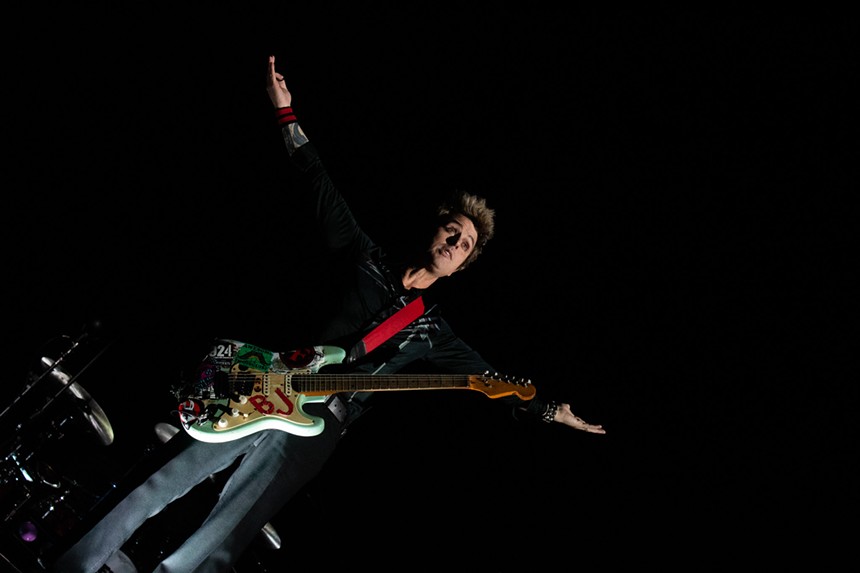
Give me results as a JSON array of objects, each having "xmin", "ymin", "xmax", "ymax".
[{"xmin": 288, "ymin": 141, "xmax": 375, "ymax": 256}]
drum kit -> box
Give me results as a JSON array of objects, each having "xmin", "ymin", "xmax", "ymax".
[
  {"xmin": 0, "ymin": 332, "xmax": 117, "ymax": 571},
  {"xmin": 1, "ymin": 330, "xmax": 284, "ymax": 572}
]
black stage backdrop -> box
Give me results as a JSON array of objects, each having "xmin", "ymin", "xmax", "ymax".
[{"xmin": 3, "ymin": 6, "xmax": 853, "ymax": 570}]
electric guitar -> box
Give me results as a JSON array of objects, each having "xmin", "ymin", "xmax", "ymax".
[{"xmin": 177, "ymin": 339, "xmax": 535, "ymax": 443}]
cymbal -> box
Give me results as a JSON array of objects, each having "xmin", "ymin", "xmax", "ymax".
[{"xmin": 40, "ymin": 358, "xmax": 114, "ymax": 446}]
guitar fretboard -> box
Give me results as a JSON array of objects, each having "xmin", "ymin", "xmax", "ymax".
[
  {"xmin": 226, "ymin": 370, "xmax": 534, "ymax": 400},
  {"xmin": 227, "ymin": 372, "xmax": 471, "ymax": 395},
  {"xmin": 293, "ymin": 373, "xmax": 470, "ymax": 394}
]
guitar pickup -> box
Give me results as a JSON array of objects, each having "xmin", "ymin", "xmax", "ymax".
[{"xmin": 230, "ymin": 365, "xmax": 258, "ymax": 396}]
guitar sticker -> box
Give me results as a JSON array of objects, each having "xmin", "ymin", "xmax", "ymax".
[{"xmin": 235, "ymin": 344, "xmax": 274, "ymax": 372}]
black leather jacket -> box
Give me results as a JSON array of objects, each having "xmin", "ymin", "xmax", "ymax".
[{"xmin": 288, "ymin": 140, "xmax": 547, "ymax": 421}]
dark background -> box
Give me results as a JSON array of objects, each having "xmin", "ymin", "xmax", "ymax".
[{"xmin": 3, "ymin": 6, "xmax": 853, "ymax": 570}]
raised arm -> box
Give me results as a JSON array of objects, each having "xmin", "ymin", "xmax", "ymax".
[
  {"xmin": 265, "ymin": 55, "xmax": 374, "ymax": 255},
  {"xmin": 266, "ymin": 55, "xmax": 308, "ymax": 156}
]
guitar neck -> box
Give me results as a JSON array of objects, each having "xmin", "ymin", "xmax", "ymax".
[
  {"xmin": 293, "ymin": 373, "xmax": 471, "ymax": 396},
  {"xmin": 226, "ymin": 369, "xmax": 535, "ymax": 400}
]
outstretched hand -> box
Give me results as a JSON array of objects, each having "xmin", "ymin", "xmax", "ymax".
[
  {"xmin": 266, "ymin": 55, "xmax": 291, "ymax": 108},
  {"xmin": 556, "ymin": 403, "xmax": 606, "ymax": 434}
]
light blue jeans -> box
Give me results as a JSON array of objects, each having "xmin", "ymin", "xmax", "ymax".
[{"xmin": 50, "ymin": 401, "xmax": 344, "ymax": 573}]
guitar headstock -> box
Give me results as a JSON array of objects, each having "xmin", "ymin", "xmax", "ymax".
[{"xmin": 467, "ymin": 372, "xmax": 536, "ymax": 400}]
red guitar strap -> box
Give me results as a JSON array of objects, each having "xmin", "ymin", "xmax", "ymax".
[{"xmin": 348, "ymin": 296, "xmax": 425, "ymax": 362}]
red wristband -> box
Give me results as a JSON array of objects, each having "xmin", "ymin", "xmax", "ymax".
[{"xmin": 276, "ymin": 106, "xmax": 297, "ymax": 126}]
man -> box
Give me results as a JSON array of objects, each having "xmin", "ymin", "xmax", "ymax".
[{"xmin": 50, "ymin": 55, "xmax": 604, "ymax": 573}]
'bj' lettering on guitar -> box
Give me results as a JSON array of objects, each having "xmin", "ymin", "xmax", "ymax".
[{"xmin": 248, "ymin": 388, "xmax": 295, "ymax": 416}]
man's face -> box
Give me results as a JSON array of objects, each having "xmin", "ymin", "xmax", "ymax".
[{"xmin": 428, "ymin": 214, "xmax": 477, "ymax": 276}]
